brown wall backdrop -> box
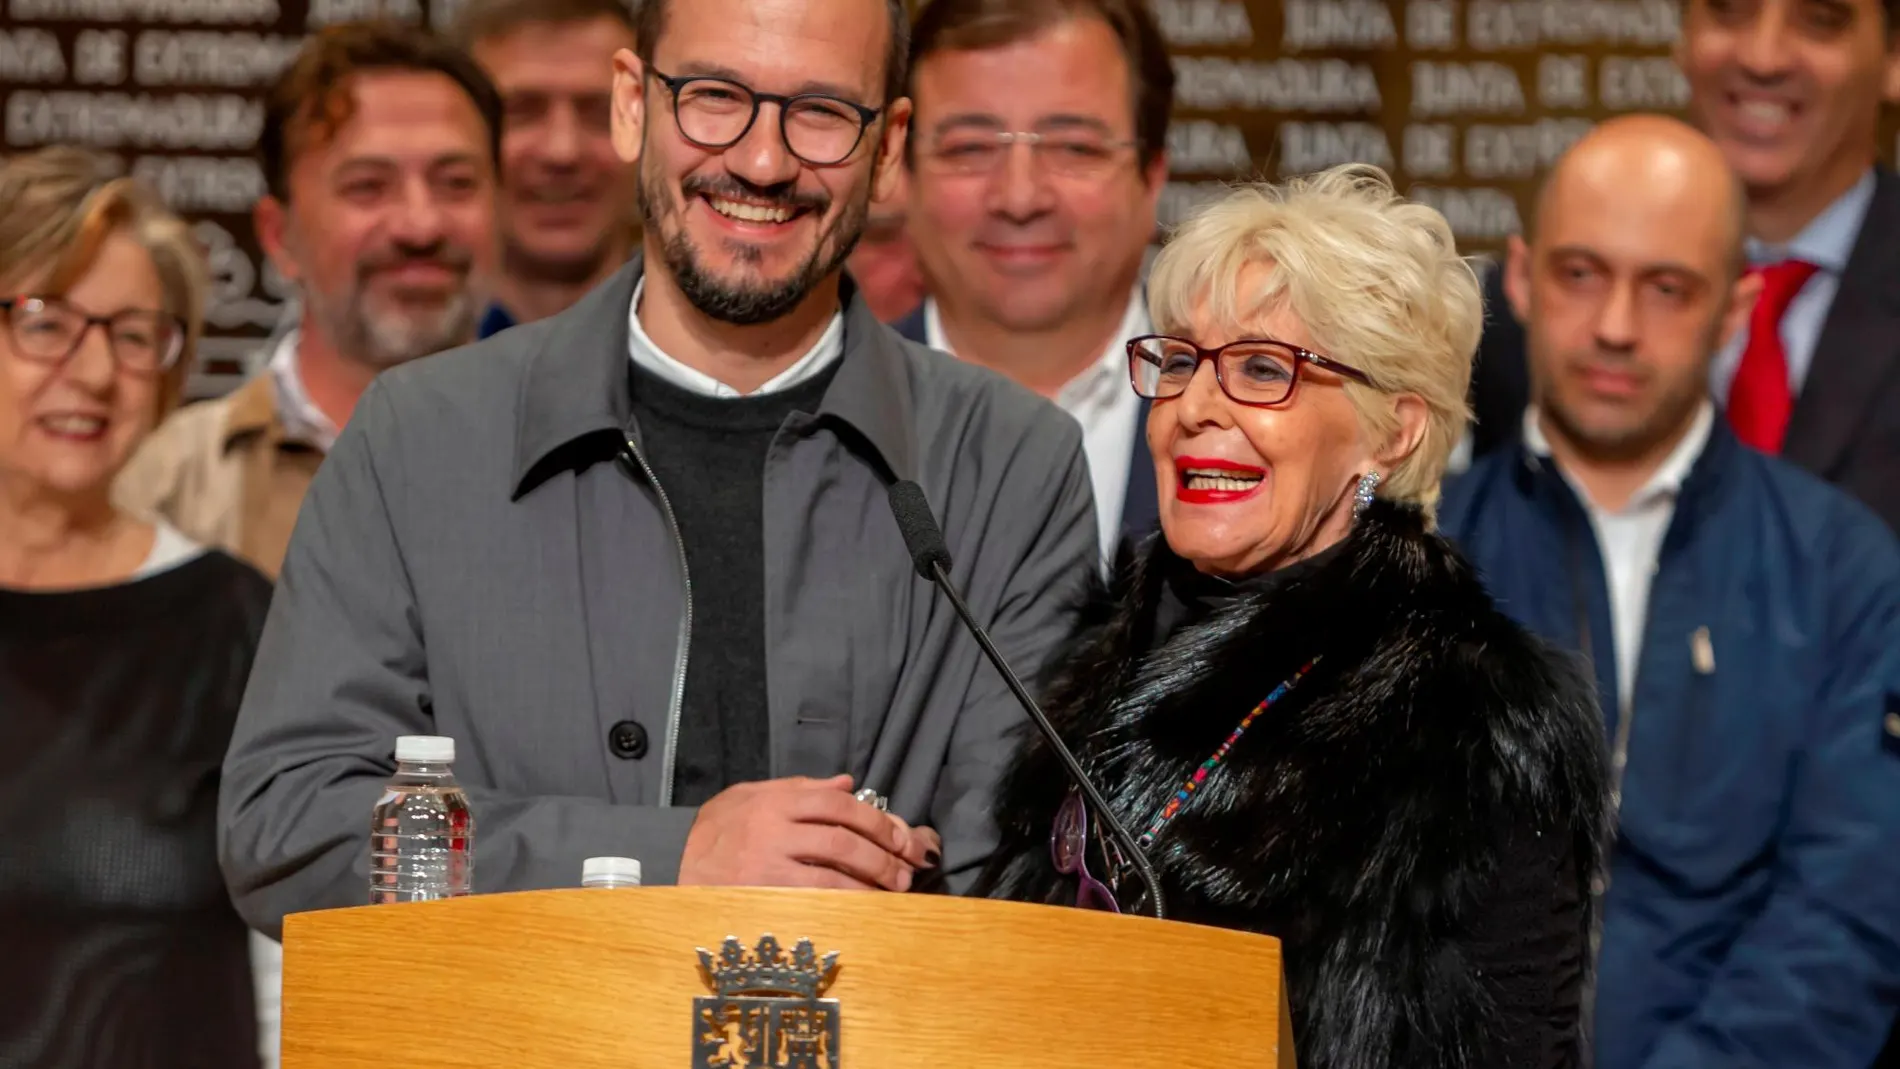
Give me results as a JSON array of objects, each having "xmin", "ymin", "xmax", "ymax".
[
  {"xmin": 3, "ymin": 0, "xmax": 1895, "ymax": 390},
  {"xmin": 1153, "ymin": 0, "xmax": 1896, "ymax": 253},
  {"xmin": 0, "ymin": 0, "xmax": 464, "ymax": 395}
]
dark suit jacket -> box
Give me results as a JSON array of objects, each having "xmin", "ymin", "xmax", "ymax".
[
  {"xmin": 1468, "ymin": 167, "xmax": 1900, "ymax": 533},
  {"xmin": 893, "ymin": 305, "xmax": 1160, "ymax": 554}
]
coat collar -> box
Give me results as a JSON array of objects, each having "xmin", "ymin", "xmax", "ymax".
[
  {"xmin": 1508, "ymin": 409, "xmax": 1740, "ymax": 532},
  {"xmin": 511, "ymin": 254, "xmax": 917, "ymax": 497},
  {"xmin": 219, "ymin": 371, "xmax": 282, "ymax": 448},
  {"xmin": 1787, "ymin": 164, "xmax": 1900, "ymax": 475}
]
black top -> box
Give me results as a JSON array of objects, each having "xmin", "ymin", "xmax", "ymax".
[
  {"xmin": 1151, "ymin": 543, "xmax": 1344, "ymax": 645},
  {"xmin": 0, "ymin": 550, "xmax": 273, "ymax": 1069},
  {"xmin": 1149, "ymin": 549, "xmax": 1584, "ymax": 1069},
  {"xmin": 977, "ymin": 501, "xmax": 1606, "ymax": 1069},
  {"xmin": 628, "ymin": 359, "xmax": 841, "ymax": 806}
]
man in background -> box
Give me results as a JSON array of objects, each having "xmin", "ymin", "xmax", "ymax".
[
  {"xmin": 1469, "ymin": 0, "xmax": 1900, "ymax": 532},
  {"xmin": 116, "ymin": 23, "xmax": 501, "ymax": 578},
  {"xmin": 897, "ymin": 0, "xmax": 1171, "ymax": 562},
  {"xmin": 1441, "ymin": 115, "xmax": 1900, "ymax": 1069},
  {"xmin": 455, "ymin": 0, "xmax": 642, "ymax": 335},
  {"xmin": 845, "ymin": 163, "xmax": 927, "ymax": 322}
]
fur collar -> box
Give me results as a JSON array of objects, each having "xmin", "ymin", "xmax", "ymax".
[{"xmin": 977, "ymin": 500, "xmax": 1609, "ymax": 1069}]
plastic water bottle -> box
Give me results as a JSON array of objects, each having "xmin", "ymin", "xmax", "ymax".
[
  {"xmin": 581, "ymin": 856, "xmax": 642, "ymax": 889},
  {"xmin": 369, "ymin": 735, "xmax": 474, "ymax": 903}
]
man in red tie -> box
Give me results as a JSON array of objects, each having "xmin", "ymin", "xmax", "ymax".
[
  {"xmin": 1468, "ymin": 0, "xmax": 1900, "ymax": 532},
  {"xmin": 1679, "ymin": 0, "xmax": 1900, "ymax": 498},
  {"xmin": 1725, "ymin": 259, "xmax": 1817, "ymax": 452}
]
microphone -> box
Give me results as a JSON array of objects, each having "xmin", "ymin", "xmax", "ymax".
[{"xmin": 886, "ymin": 479, "xmax": 1165, "ymax": 920}]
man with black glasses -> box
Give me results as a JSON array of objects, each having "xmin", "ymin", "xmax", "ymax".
[{"xmin": 219, "ymin": 0, "xmax": 1098, "ymax": 932}]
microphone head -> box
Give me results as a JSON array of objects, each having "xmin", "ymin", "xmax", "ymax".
[{"xmin": 887, "ymin": 480, "xmax": 953, "ymax": 579}]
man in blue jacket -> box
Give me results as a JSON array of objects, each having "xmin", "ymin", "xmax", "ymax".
[{"xmin": 1441, "ymin": 114, "xmax": 1900, "ymax": 1068}]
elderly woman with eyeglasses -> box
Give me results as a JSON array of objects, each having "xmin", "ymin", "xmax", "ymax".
[
  {"xmin": 0, "ymin": 147, "xmax": 273, "ymax": 1067},
  {"xmin": 975, "ymin": 166, "xmax": 1610, "ymax": 1069}
]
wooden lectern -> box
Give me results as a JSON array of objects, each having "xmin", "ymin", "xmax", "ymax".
[{"xmin": 281, "ymin": 887, "xmax": 1297, "ymax": 1068}]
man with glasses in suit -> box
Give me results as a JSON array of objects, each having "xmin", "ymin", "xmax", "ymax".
[{"xmin": 896, "ymin": 0, "xmax": 1173, "ymax": 565}]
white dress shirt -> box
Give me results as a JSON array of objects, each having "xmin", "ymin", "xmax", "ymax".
[
  {"xmin": 1523, "ymin": 402, "xmax": 1713, "ymax": 711},
  {"xmin": 627, "ymin": 278, "xmax": 844, "ymax": 397},
  {"xmin": 1712, "ymin": 169, "xmax": 1875, "ymax": 403},
  {"xmin": 923, "ymin": 287, "xmax": 1149, "ymax": 561},
  {"xmin": 266, "ymin": 330, "xmax": 340, "ymax": 453}
]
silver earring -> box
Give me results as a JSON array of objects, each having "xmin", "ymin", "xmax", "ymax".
[{"xmin": 1353, "ymin": 470, "xmax": 1382, "ymax": 520}]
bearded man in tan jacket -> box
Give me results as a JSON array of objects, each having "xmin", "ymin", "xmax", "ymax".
[{"xmin": 117, "ymin": 23, "xmax": 501, "ymax": 576}]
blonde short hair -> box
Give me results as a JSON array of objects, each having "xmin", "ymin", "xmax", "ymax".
[
  {"xmin": 0, "ymin": 146, "xmax": 208, "ymax": 418},
  {"xmin": 1147, "ymin": 164, "xmax": 1482, "ymax": 515}
]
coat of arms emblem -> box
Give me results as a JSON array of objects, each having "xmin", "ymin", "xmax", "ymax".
[{"xmin": 691, "ymin": 934, "xmax": 841, "ymax": 1069}]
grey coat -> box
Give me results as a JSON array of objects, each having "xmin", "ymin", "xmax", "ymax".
[{"xmin": 218, "ymin": 259, "xmax": 1098, "ymax": 936}]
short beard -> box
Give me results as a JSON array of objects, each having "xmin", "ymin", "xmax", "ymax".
[
  {"xmin": 1538, "ymin": 382, "xmax": 1705, "ymax": 464},
  {"xmin": 1529, "ymin": 312, "xmax": 1719, "ymax": 464},
  {"xmin": 638, "ymin": 153, "xmax": 869, "ymax": 326},
  {"xmin": 311, "ymin": 285, "xmax": 479, "ymax": 370}
]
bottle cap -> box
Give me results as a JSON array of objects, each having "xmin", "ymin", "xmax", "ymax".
[
  {"xmin": 395, "ymin": 735, "xmax": 455, "ymax": 764},
  {"xmin": 582, "ymin": 856, "xmax": 642, "ymax": 885}
]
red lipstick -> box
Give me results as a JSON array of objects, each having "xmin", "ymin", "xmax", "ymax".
[{"xmin": 1173, "ymin": 456, "xmax": 1268, "ymax": 505}]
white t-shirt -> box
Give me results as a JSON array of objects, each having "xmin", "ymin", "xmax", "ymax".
[{"xmin": 132, "ymin": 518, "xmax": 205, "ymax": 578}]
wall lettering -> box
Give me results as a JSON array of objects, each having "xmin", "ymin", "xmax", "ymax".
[{"xmin": 1282, "ymin": 0, "xmax": 1400, "ymax": 52}]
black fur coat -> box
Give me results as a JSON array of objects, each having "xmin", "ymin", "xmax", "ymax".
[{"xmin": 975, "ymin": 500, "xmax": 1611, "ymax": 1069}]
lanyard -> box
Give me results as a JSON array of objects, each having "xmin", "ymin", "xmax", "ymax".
[{"xmin": 1135, "ymin": 656, "xmax": 1319, "ymax": 849}]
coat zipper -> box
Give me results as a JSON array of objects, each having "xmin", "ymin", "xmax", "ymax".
[
  {"xmin": 1560, "ymin": 488, "xmax": 1634, "ymax": 851},
  {"xmin": 1558, "ymin": 472, "xmax": 1627, "ymax": 1033},
  {"xmin": 624, "ymin": 435, "xmax": 692, "ymax": 807}
]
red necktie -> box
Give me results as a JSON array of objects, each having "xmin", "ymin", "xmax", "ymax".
[{"xmin": 1727, "ymin": 259, "xmax": 1819, "ymax": 453}]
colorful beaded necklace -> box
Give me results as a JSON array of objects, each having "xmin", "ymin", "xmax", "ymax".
[{"xmin": 1136, "ymin": 656, "xmax": 1320, "ymax": 848}]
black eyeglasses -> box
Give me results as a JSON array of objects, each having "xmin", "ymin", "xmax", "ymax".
[
  {"xmin": 649, "ymin": 67, "xmax": 882, "ymax": 167},
  {"xmin": 0, "ymin": 296, "xmax": 185, "ymax": 375},
  {"xmin": 1127, "ymin": 333, "xmax": 1371, "ymax": 407}
]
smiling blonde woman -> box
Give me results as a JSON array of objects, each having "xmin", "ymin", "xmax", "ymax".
[{"xmin": 976, "ymin": 164, "xmax": 1611, "ymax": 1069}]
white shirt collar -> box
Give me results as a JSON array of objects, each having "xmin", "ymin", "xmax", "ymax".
[
  {"xmin": 1748, "ymin": 167, "xmax": 1876, "ymax": 273},
  {"xmin": 924, "ymin": 286, "xmax": 1148, "ymax": 563},
  {"xmin": 921, "ymin": 286, "xmax": 1148, "ymax": 399},
  {"xmin": 1523, "ymin": 400, "xmax": 1713, "ymax": 512},
  {"xmin": 1059, "ymin": 291, "xmax": 1148, "ymax": 414},
  {"xmin": 267, "ymin": 329, "xmax": 340, "ymax": 452},
  {"xmin": 627, "ymin": 277, "xmax": 845, "ymax": 398}
]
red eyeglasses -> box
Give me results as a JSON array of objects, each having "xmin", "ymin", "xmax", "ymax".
[{"xmin": 1128, "ymin": 333, "xmax": 1371, "ymax": 407}]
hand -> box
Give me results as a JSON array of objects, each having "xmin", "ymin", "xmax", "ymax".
[{"xmin": 679, "ymin": 774, "xmax": 941, "ymax": 891}]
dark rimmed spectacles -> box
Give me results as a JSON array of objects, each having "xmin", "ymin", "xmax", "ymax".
[
  {"xmin": 649, "ymin": 67, "xmax": 882, "ymax": 167},
  {"xmin": 0, "ymin": 296, "xmax": 185, "ymax": 375},
  {"xmin": 1127, "ymin": 333, "xmax": 1371, "ymax": 407}
]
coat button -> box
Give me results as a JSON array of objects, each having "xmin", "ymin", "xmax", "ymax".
[
  {"xmin": 608, "ymin": 720, "xmax": 649, "ymax": 759},
  {"xmin": 1885, "ymin": 712, "xmax": 1900, "ymax": 740}
]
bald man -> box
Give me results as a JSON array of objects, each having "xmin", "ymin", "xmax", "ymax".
[
  {"xmin": 1440, "ymin": 115, "xmax": 1900, "ymax": 1069},
  {"xmin": 1468, "ymin": 0, "xmax": 1900, "ymax": 536}
]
